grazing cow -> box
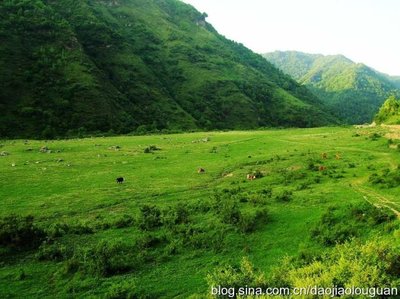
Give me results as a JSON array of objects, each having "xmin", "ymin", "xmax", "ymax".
[
  {"xmin": 318, "ymin": 166, "xmax": 327, "ymax": 171},
  {"xmin": 116, "ymin": 177, "xmax": 124, "ymax": 184},
  {"xmin": 335, "ymin": 153, "xmax": 341, "ymax": 160},
  {"xmin": 198, "ymin": 168, "xmax": 205, "ymax": 173},
  {"xmin": 247, "ymin": 174, "xmax": 256, "ymax": 180},
  {"xmin": 321, "ymin": 152, "xmax": 328, "ymax": 159}
]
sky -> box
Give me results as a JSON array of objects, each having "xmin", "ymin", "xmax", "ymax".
[{"xmin": 181, "ymin": 0, "xmax": 400, "ymax": 76}]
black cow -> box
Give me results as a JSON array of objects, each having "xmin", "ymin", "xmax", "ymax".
[{"xmin": 116, "ymin": 177, "xmax": 124, "ymax": 184}]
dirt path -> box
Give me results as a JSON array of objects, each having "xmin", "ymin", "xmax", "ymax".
[{"xmin": 352, "ymin": 184, "xmax": 400, "ymax": 217}]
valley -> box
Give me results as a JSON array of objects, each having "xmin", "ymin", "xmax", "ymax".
[{"xmin": 1, "ymin": 126, "xmax": 399, "ymax": 297}]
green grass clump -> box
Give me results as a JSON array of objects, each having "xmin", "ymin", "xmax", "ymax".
[
  {"xmin": 369, "ymin": 167, "xmax": 400, "ymax": 188},
  {"xmin": 0, "ymin": 215, "xmax": 45, "ymax": 250},
  {"xmin": 272, "ymin": 237, "xmax": 400, "ymax": 290},
  {"xmin": 64, "ymin": 240, "xmax": 138, "ymax": 277},
  {"xmin": 311, "ymin": 203, "xmax": 396, "ymax": 246}
]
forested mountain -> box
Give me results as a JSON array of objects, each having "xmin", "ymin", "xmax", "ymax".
[
  {"xmin": 264, "ymin": 51, "xmax": 400, "ymax": 124},
  {"xmin": 0, "ymin": 0, "xmax": 337, "ymax": 138},
  {"xmin": 374, "ymin": 95, "xmax": 400, "ymax": 124},
  {"xmin": 386, "ymin": 76, "xmax": 400, "ymax": 89}
]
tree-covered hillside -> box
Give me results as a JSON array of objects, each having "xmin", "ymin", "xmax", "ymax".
[
  {"xmin": 0, "ymin": 0, "xmax": 336, "ymax": 138},
  {"xmin": 264, "ymin": 51, "xmax": 400, "ymax": 124},
  {"xmin": 375, "ymin": 95, "xmax": 400, "ymax": 124},
  {"xmin": 386, "ymin": 76, "xmax": 400, "ymax": 89}
]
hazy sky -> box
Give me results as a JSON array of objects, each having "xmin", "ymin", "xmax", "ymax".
[{"xmin": 182, "ymin": 0, "xmax": 400, "ymax": 76}]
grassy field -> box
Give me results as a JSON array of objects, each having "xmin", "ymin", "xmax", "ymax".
[{"xmin": 1, "ymin": 126, "xmax": 400, "ymax": 298}]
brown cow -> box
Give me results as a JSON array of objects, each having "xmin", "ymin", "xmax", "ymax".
[
  {"xmin": 198, "ymin": 168, "xmax": 205, "ymax": 173},
  {"xmin": 318, "ymin": 166, "xmax": 327, "ymax": 171},
  {"xmin": 247, "ymin": 174, "xmax": 256, "ymax": 180}
]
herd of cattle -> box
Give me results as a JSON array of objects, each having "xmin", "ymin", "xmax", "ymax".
[{"xmin": 115, "ymin": 152, "xmax": 339, "ymax": 183}]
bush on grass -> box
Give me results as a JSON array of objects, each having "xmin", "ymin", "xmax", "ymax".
[
  {"xmin": 64, "ymin": 241, "xmax": 136, "ymax": 277},
  {"xmin": 138, "ymin": 205, "xmax": 162, "ymax": 230},
  {"xmin": 0, "ymin": 215, "xmax": 46, "ymax": 250}
]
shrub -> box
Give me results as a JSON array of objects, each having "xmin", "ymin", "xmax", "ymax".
[
  {"xmin": 219, "ymin": 200, "xmax": 241, "ymax": 225},
  {"xmin": 311, "ymin": 221, "xmax": 356, "ymax": 246},
  {"xmin": 0, "ymin": 215, "xmax": 46, "ymax": 250},
  {"xmin": 253, "ymin": 170, "xmax": 263, "ymax": 179},
  {"xmin": 209, "ymin": 146, "xmax": 218, "ymax": 153},
  {"xmin": 164, "ymin": 237, "xmax": 184, "ymax": 255},
  {"xmin": 105, "ymin": 280, "xmax": 137, "ymax": 299},
  {"xmin": 311, "ymin": 207, "xmax": 357, "ymax": 246},
  {"xmin": 281, "ymin": 169, "xmax": 307, "ymax": 185},
  {"xmin": 187, "ymin": 226, "xmax": 227, "ymax": 251},
  {"xmin": 220, "ymin": 187, "xmax": 242, "ymax": 196},
  {"xmin": 246, "ymin": 193, "xmax": 268, "ymax": 206},
  {"xmin": 36, "ymin": 241, "xmax": 70, "ymax": 261},
  {"xmin": 190, "ymin": 198, "xmax": 212, "ymax": 213},
  {"xmin": 311, "ymin": 204, "xmax": 396, "ymax": 246},
  {"xmin": 207, "ymin": 257, "xmax": 266, "ymax": 298},
  {"xmin": 238, "ymin": 208, "xmax": 268, "ymax": 233},
  {"xmin": 138, "ymin": 205, "xmax": 162, "ymax": 230},
  {"xmin": 212, "ymin": 190, "xmax": 270, "ymax": 233},
  {"xmin": 306, "ymin": 158, "xmax": 320, "ymax": 171},
  {"xmin": 260, "ymin": 187, "xmax": 272, "ymax": 198},
  {"xmin": 16, "ymin": 269, "xmax": 27, "ymax": 281},
  {"xmin": 65, "ymin": 241, "xmax": 135, "ymax": 277},
  {"xmin": 144, "ymin": 145, "xmax": 160, "ymax": 153},
  {"xmin": 161, "ymin": 204, "xmax": 190, "ymax": 228},
  {"xmin": 295, "ymin": 181, "xmax": 311, "ymax": 191},
  {"xmin": 68, "ymin": 222, "xmax": 94, "ymax": 235},
  {"xmin": 212, "ymin": 192, "xmax": 241, "ymax": 225},
  {"xmin": 136, "ymin": 233, "xmax": 167, "ymax": 251},
  {"xmin": 275, "ymin": 190, "xmax": 293, "ymax": 202},
  {"xmin": 45, "ymin": 221, "xmax": 94, "ymax": 238},
  {"xmin": 369, "ymin": 173, "xmax": 384, "ymax": 184},
  {"xmin": 369, "ymin": 167, "xmax": 400, "ymax": 188},
  {"xmin": 113, "ymin": 214, "xmax": 134, "ymax": 229},
  {"xmin": 313, "ymin": 176, "xmax": 322, "ymax": 184},
  {"xmin": 272, "ymin": 238, "xmax": 400, "ymax": 290},
  {"xmin": 46, "ymin": 223, "xmax": 69, "ymax": 238},
  {"xmin": 369, "ymin": 132, "xmax": 381, "ymax": 140},
  {"xmin": 350, "ymin": 202, "xmax": 396, "ymax": 225}
]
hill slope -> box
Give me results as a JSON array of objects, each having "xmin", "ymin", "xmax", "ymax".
[
  {"xmin": 385, "ymin": 76, "xmax": 400, "ymax": 89},
  {"xmin": 263, "ymin": 51, "xmax": 400, "ymax": 124},
  {"xmin": 375, "ymin": 95, "xmax": 400, "ymax": 124},
  {"xmin": 0, "ymin": 1, "xmax": 336, "ymax": 138}
]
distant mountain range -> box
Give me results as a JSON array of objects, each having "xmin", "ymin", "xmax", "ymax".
[
  {"xmin": 263, "ymin": 51, "xmax": 400, "ymax": 124},
  {"xmin": 0, "ymin": 0, "xmax": 337, "ymax": 139}
]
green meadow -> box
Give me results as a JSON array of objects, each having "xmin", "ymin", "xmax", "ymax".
[{"xmin": 1, "ymin": 126, "xmax": 400, "ymax": 298}]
